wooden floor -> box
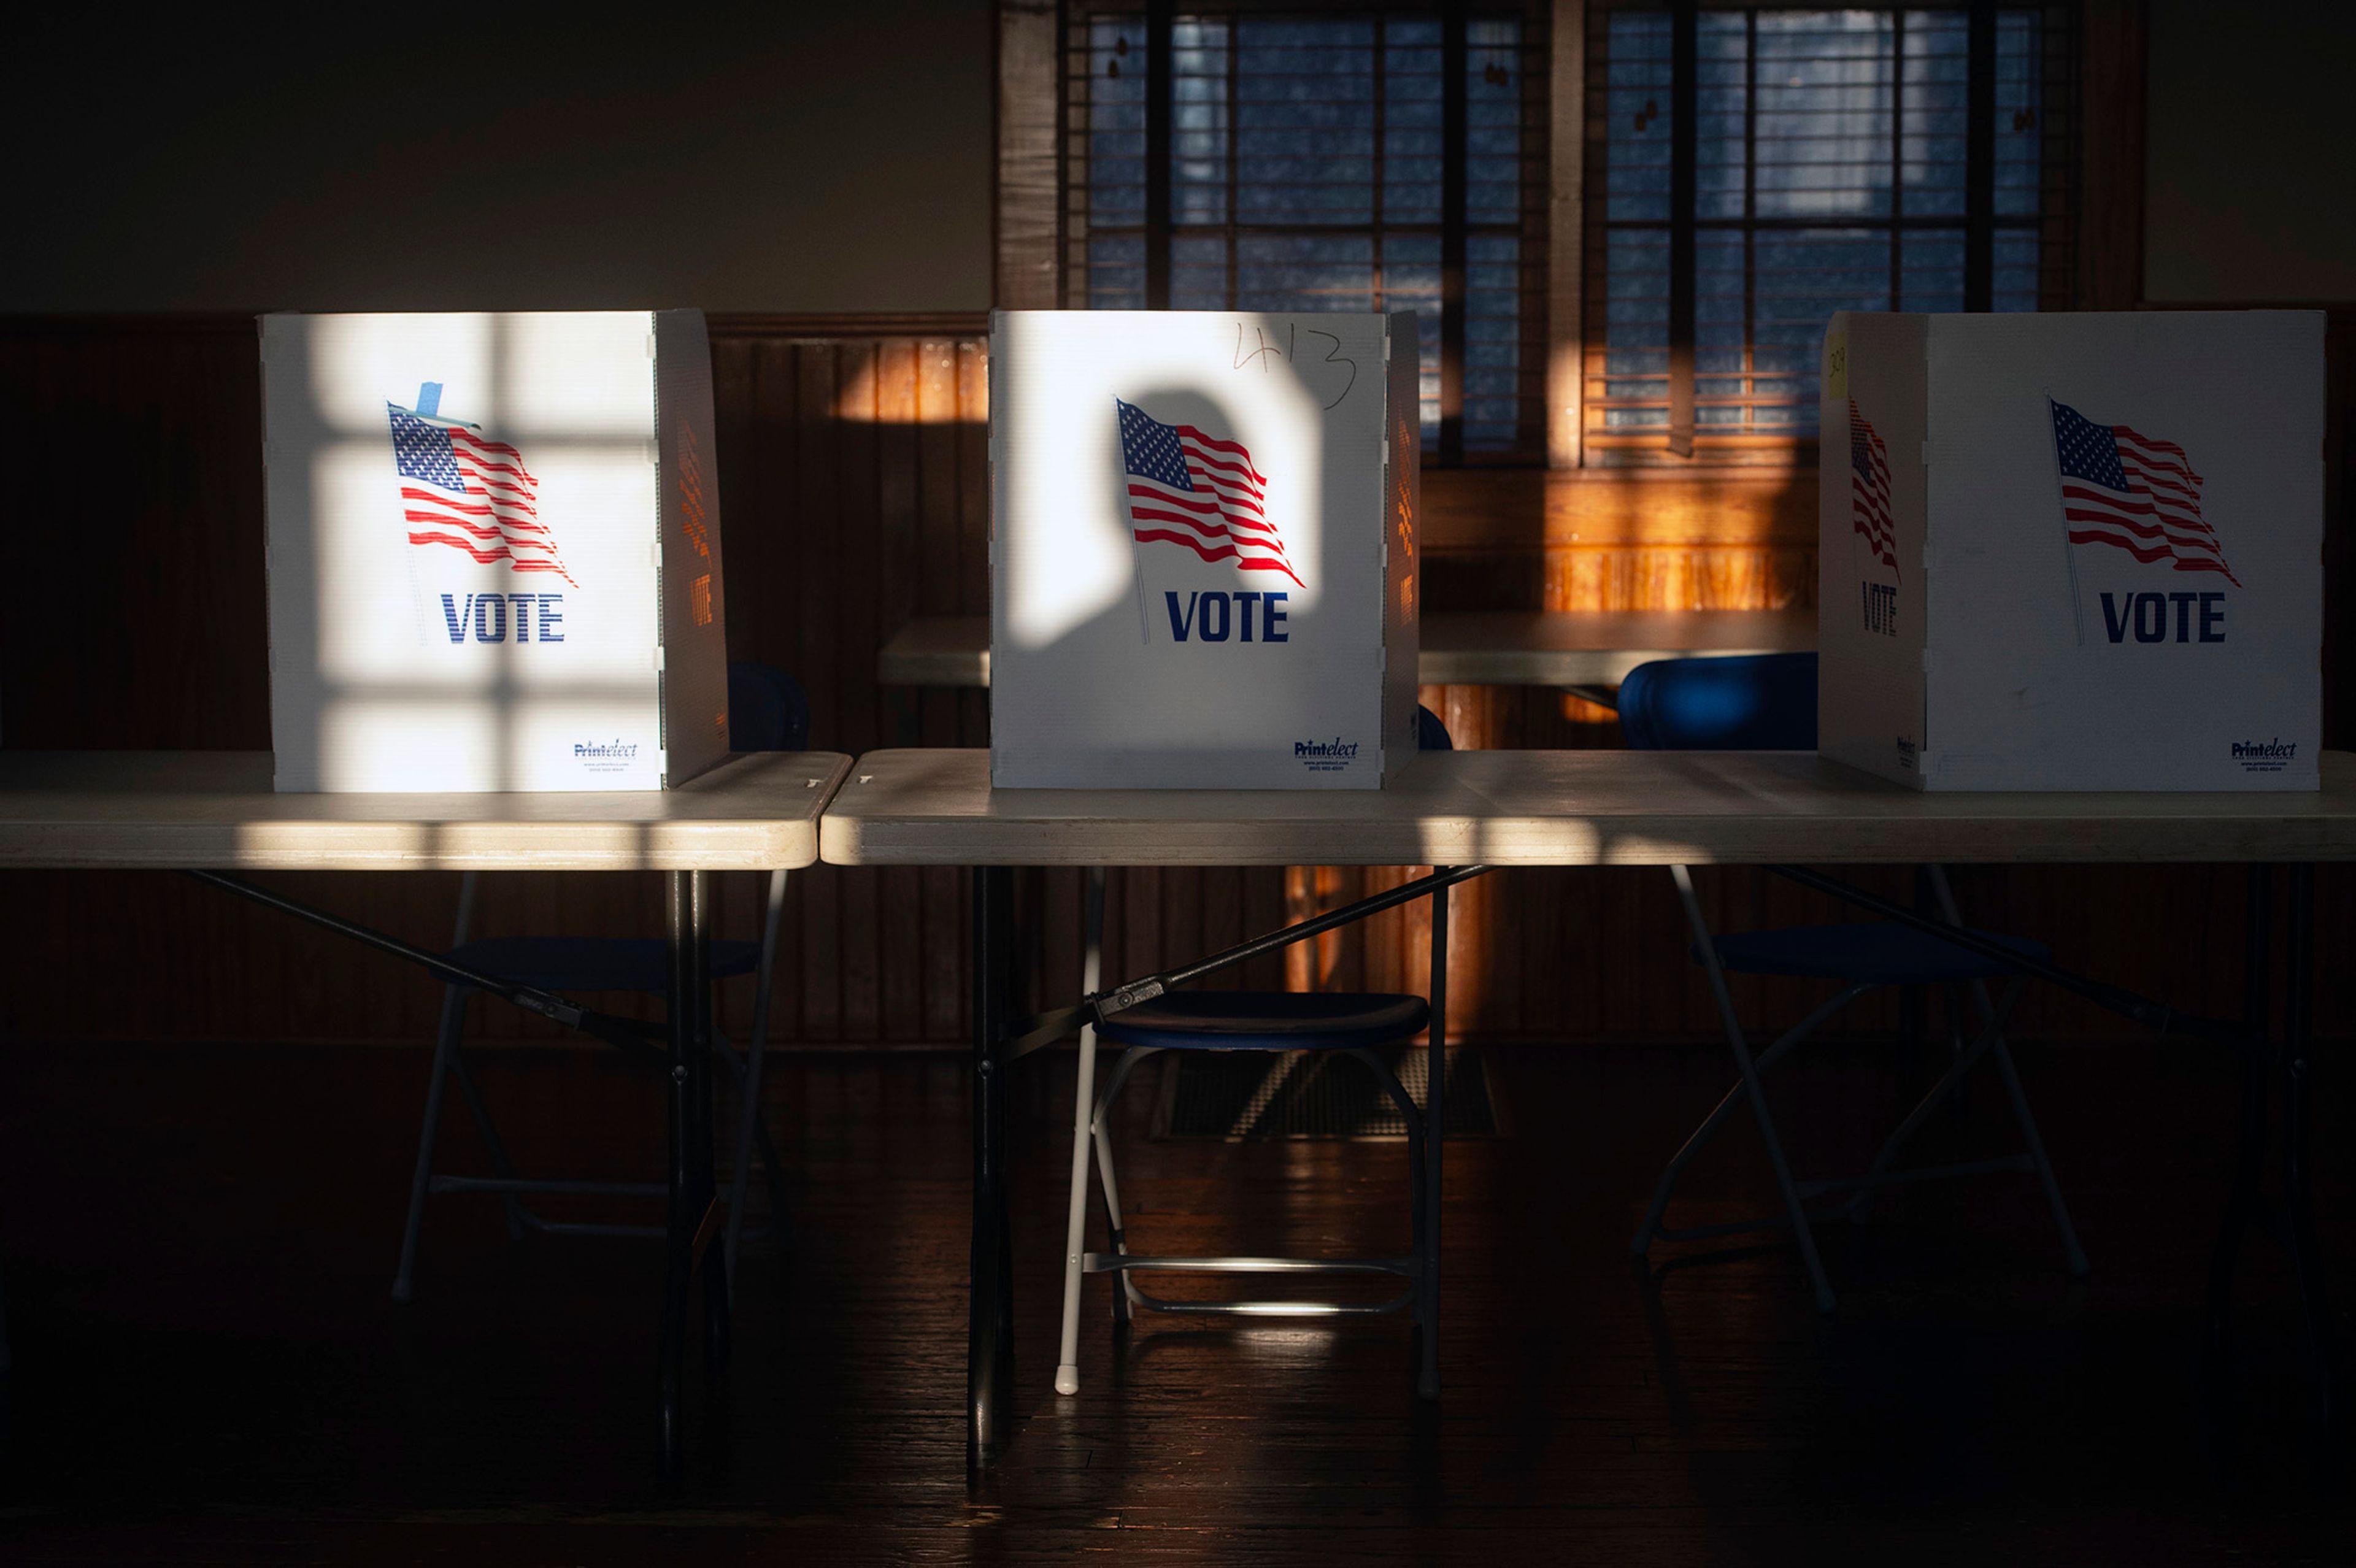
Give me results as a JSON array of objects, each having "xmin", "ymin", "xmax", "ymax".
[{"xmin": 0, "ymin": 1034, "xmax": 2347, "ymax": 1563}]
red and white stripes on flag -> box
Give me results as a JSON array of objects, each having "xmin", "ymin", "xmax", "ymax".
[
  {"xmin": 2049, "ymin": 396, "xmax": 2239, "ymax": 586},
  {"xmin": 1849, "ymin": 399, "xmax": 1899, "ymax": 579},
  {"xmin": 1116, "ymin": 398, "xmax": 1304, "ymax": 588},
  {"xmin": 388, "ymin": 405, "xmax": 577, "ymax": 587}
]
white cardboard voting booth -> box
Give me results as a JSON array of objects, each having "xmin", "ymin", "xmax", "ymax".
[
  {"xmin": 261, "ymin": 310, "xmax": 729, "ymax": 792},
  {"xmin": 1819, "ymin": 310, "xmax": 2323, "ymax": 792},
  {"xmin": 989, "ymin": 310, "xmax": 1420, "ymax": 790}
]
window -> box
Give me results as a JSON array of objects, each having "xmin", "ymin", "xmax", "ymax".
[
  {"xmin": 1064, "ymin": 6, "xmax": 1550, "ymax": 462},
  {"xmin": 1585, "ymin": 4, "xmax": 2075, "ymax": 462}
]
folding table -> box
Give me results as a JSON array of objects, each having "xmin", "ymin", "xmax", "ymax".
[
  {"xmin": 818, "ymin": 745, "xmax": 2356, "ymax": 1466},
  {"xmin": 0, "ymin": 747, "xmax": 852, "ymax": 1478}
]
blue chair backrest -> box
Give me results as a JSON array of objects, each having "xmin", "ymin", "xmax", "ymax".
[
  {"xmin": 1417, "ymin": 704, "xmax": 1453, "ymax": 751},
  {"xmin": 1619, "ymin": 652, "xmax": 1816, "ymax": 751},
  {"xmin": 727, "ymin": 663, "xmax": 811, "ymax": 753}
]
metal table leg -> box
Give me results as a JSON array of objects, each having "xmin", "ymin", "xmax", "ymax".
[
  {"xmin": 970, "ymin": 866, "xmax": 1017, "ymax": 1469},
  {"xmin": 2282, "ymin": 863, "xmax": 2335, "ymax": 1433},
  {"xmin": 2204, "ymin": 861, "xmax": 2338, "ymax": 1448},
  {"xmin": 690, "ymin": 872, "xmax": 729, "ymax": 1380},
  {"xmin": 658, "ymin": 868, "xmax": 722, "ymax": 1482},
  {"xmin": 1419, "ymin": 869, "xmax": 1450, "ymax": 1401},
  {"xmin": 2203, "ymin": 866, "xmax": 2270, "ymax": 1439}
]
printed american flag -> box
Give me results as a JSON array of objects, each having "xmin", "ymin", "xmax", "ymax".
[
  {"xmin": 1117, "ymin": 399, "xmax": 1303, "ymax": 588},
  {"xmin": 388, "ymin": 402, "xmax": 576, "ymax": 586},
  {"xmin": 1849, "ymin": 399, "xmax": 1898, "ymax": 579},
  {"xmin": 2050, "ymin": 398, "xmax": 2238, "ymax": 585}
]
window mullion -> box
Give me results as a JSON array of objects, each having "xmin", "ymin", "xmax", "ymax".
[
  {"xmin": 1890, "ymin": 8, "xmax": 1906, "ymax": 312},
  {"xmin": 1742, "ymin": 9, "xmax": 1757, "ymax": 437},
  {"xmin": 1441, "ymin": 3, "xmax": 1467, "ymax": 466},
  {"xmin": 1964, "ymin": 0, "xmax": 1995, "ymax": 311},
  {"xmin": 1372, "ymin": 14, "xmax": 1387, "ymax": 317},
  {"xmin": 1226, "ymin": 12, "xmax": 1239, "ymax": 309},
  {"xmin": 1667, "ymin": 0, "xmax": 1696, "ymax": 458},
  {"xmin": 1145, "ymin": 0, "xmax": 1174, "ymax": 309}
]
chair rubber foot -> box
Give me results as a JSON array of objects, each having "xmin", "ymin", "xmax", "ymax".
[{"xmin": 1055, "ymin": 1365, "xmax": 1080, "ymax": 1396}]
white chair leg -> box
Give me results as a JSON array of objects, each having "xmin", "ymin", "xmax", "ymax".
[
  {"xmin": 1093, "ymin": 1049, "xmax": 1153, "ymax": 1320},
  {"xmin": 1054, "ymin": 1026, "xmax": 1104, "ymax": 1396},
  {"xmin": 1056, "ymin": 866, "xmax": 1107, "ymax": 1397}
]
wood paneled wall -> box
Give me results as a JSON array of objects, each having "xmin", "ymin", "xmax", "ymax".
[{"xmin": 0, "ymin": 313, "xmax": 2349, "ymax": 1050}]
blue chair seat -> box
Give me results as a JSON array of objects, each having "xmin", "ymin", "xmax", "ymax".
[
  {"xmin": 1099, "ymin": 990, "xmax": 1430, "ymax": 1053},
  {"xmin": 1706, "ymin": 923, "xmax": 2048, "ymax": 986},
  {"xmin": 446, "ymin": 936, "xmax": 761, "ymax": 995}
]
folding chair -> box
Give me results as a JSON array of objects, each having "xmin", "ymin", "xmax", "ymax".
[
  {"xmin": 391, "ymin": 663, "xmax": 807, "ymax": 1304},
  {"xmin": 1619, "ymin": 653, "xmax": 2087, "ymax": 1312},
  {"xmin": 1053, "ymin": 707, "xmax": 1457, "ymax": 1399}
]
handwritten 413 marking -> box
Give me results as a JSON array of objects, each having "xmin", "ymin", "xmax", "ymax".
[{"xmin": 1230, "ymin": 320, "xmax": 1358, "ymax": 410}]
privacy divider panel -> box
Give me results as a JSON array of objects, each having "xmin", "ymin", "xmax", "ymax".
[{"xmin": 0, "ymin": 312, "xmax": 2347, "ymax": 1047}]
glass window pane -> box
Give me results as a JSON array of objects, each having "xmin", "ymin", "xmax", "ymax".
[
  {"xmin": 1465, "ymin": 233, "xmax": 1519, "ymax": 450},
  {"xmin": 1993, "ymin": 9, "xmax": 2044, "ymax": 219},
  {"xmin": 1695, "ymin": 13, "xmax": 1748, "ymax": 219},
  {"xmin": 1607, "ymin": 12, "xmax": 1674, "ymax": 222},
  {"xmin": 1385, "ymin": 24, "xmax": 1444, "ymax": 223},
  {"xmin": 1236, "ymin": 233, "xmax": 1374, "ymax": 314},
  {"xmin": 1236, "ymin": 18, "xmax": 1377, "ymax": 227},
  {"xmin": 1900, "ymin": 10, "xmax": 1967, "ymax": 217},
  {"xmin": 1753, "ymin": 227, "xmax": 1892, "ymax": 435},
  {"xmin": 1901, "ymin": 227, "xmax": 1965, "ymax": 312},
  {"xmin": 1466, "ymin": 18, "xmax": 1523, "ymax": 228},
  {"xmin": 1090, "ymin": 233, "xmax": 1145, "ymax": 311},
  {"xmin": 1754, "ymin": 10, "xmax": 1897, "ymax": 221},
  {"xmin": 1992, "ymin": 227, "xmax": 2039, "ymax": 312}
]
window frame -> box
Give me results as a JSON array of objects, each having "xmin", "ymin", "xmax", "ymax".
[
  {"xmin": 998, "ymin": 0, "xmax": 2136, "ymax": 475},
  {"xmin": 1054, "ymin": 0, "xmax": 1555, "ymax": 466},
  {"xmin": 1580, "ymin": 0, "xmax": 2081, "ymax": 466}
]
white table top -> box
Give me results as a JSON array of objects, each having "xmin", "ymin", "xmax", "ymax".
[
  {"xmin": 877, "ymin": 609, "xmax": 1816, "ymax": 690},
  {"xmin": 0, "ymin": 751, "xmax": 853, "ymax": 872},
  {"xmin": 820, "ymin": 748, "xmax": 2356, "ymax": 868}
]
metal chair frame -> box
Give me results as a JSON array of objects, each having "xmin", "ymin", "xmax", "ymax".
[
  {"xmin": 392, "ymin": 866, "xmax": 792, "ymax": 1304},
  {"xmin": 1633, "ymin": 862, "xmax": 2088, "ymax": 1312},
  {"xmin": 1053, "ymin": 867, "xmax": 1441, "ymax": 1397}
]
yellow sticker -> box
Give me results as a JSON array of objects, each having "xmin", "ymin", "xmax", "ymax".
[{"xmin": 1824, "ymin": 330, "xmax": 1848, "ymax": 401}]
